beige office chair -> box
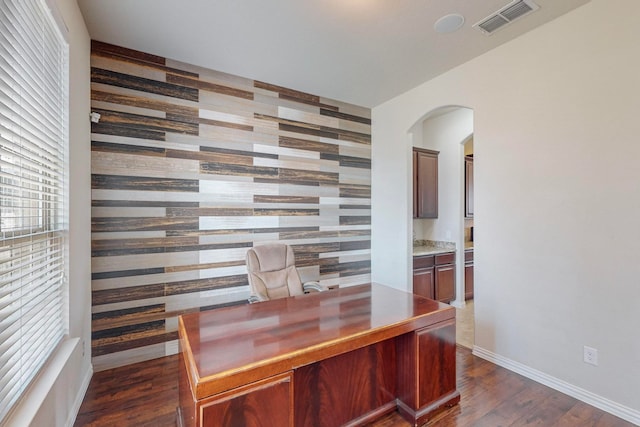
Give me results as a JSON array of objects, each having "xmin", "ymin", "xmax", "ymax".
[{"xmin": 246, "ymin": 243, "xmax": 322, "ymax": 303}]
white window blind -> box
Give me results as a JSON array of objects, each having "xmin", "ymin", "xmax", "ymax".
[{"xmin": 0, "ymin": 0, "xmax": 69, "ymax": 423}]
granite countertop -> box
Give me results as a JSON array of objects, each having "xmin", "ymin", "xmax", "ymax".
[
  {"xmin": 412, "ymin": 240, "xmax": 474, "ymax": 256},
  {"xmin": 413, "ymin": 246, "xmax": 453, "ymax": 256},
  {"xmin": 413, "ymin": 240, "xmax": 456, "ymax": 257}
]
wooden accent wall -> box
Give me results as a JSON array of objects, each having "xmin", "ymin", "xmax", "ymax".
[{"xmin": 90, "ymin": 41, "xmax": 371, "ymax": 370}]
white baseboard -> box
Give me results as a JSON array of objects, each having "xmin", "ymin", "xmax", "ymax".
[
  {"xmin": 66, "ymin": 363, "xmax": 93, "ymax": 427},
  {"xmin": 450, "ymin": 299, "xmax": 465, "ymax": 309},
  {"xmin": 472, "ymin": 346, "xmax": 640, "ymax": 426}
]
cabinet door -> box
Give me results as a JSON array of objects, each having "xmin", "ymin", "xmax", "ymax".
[
  {"xmin": 415, "ymin": 149, "xmax": 438, "ymax": 218},
  {"xmin": 465, "ymin": 157, "xmax": 474, "ymax": 218},
  {"xmin": 464, "ymin": 263, "xmax": 474, "ymax": 300},
  {"xmin": 435, "ymin": 264, "xmax": 455, "ymax": 303},
  {"xmin": 416, "ymin": 320, "xmax": 458, "ymax": 409},
  {"xmin": 396, "ymin": 319, "xmax": 460, "ymax": 425},
  {"xmin": 413, "ymin": 267, "xmax": 435, "ymax": 300}
]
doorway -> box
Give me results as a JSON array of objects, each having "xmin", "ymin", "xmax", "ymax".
[
  {"xmin": 458, "ymin": 136, "xmax": 474, "ymax": 349},
  {"xmin": 409, "ymin": 106, "xmax": 475, "ymax": 349}
]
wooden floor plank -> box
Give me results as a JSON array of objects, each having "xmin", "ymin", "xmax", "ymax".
[{"xmin": 74, "ymin": 347, "xmax": 634, "ymax": 427}]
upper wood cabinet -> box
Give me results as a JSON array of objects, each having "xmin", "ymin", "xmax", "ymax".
[
  {"xmin": 465, "ymin": 155, "xmax": 474, "ymax": 218},
  {"xmin": 413, "ymin": 148, "xmax": 439, "ymax": 218}
]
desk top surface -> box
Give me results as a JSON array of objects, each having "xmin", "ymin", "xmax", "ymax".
[{"xmin": 179, "ymin": 283, "xmax": 454, "ymax": 388}]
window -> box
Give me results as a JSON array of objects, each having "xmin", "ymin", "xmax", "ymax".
[{"xmin": 0, "ymin": 0, "xmax": 69, "ymax": 422}]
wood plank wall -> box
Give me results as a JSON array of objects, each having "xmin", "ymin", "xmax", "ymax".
[{"xmin": 90, "ymin": 41, "xmax": 372, "ymax": 370}]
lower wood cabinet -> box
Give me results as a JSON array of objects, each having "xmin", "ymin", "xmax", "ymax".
[
  {"xmin": 464, "ymin": 249, "xmax": 474, "ymax": 300},
  {"xmin": 413, "ymin": 252, "xmax": 455, "ymax": 303},
  {"xmin": 413, "ymin": 268, "xmax": 435, "ymax": 300},
  {"xmin": 413, "ymin": 255, "xmax": 435, "ymax": 300}
]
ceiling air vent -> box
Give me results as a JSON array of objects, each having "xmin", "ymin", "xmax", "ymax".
[{"xmin": 473, "ymin": 0, "xmax": 540, "ymax": 35}]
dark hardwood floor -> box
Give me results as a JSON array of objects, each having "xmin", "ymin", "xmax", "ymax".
[{"xmin": 74, "ymin": 346, "xmax": 634, "ymax": 427}]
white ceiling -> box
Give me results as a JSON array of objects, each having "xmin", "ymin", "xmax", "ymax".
[{"xmin": 77, "ymin": 0, "xmax": 589, "ymax": 107}]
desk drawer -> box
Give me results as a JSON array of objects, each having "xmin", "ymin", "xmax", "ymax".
[{"xmin": 200, "ymin": 372, "xmax": 293, "ymax": 426}]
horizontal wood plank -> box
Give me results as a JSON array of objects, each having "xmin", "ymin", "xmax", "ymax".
[{"xmin": 90, "ymin": 41, "xmax": 371, "ymax": 369}]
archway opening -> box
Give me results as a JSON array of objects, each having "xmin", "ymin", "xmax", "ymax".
[{"xmin": 408, "ymin": 105, "xmax": 475, "ymax": 349}]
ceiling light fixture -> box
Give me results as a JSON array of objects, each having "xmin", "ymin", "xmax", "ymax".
[{"xmin": 434, "ymin": 13, "xmax": 465, "ymax": 34}]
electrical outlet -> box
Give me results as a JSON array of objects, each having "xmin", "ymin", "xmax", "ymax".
[{"xmin": 583, "ymin": 346, "xmax": 598, "ymax": 366}]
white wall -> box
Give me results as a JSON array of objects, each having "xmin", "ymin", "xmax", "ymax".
[
  {"xmin": 5, "ymin": 1, "xmax": 93, "ymax": 426},
  {"xmin": 58, "ymin": 0, "xmax": 93, "ymax": 422},
  {"xmin": 372, "ymin": 0, "xmax": 640, "ymax": 422},
  {"xmin": 371, "ymin": 108, "xmax": 413, "ymax": 291}
]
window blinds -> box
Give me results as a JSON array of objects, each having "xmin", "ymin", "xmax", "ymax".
[{"xmin": 0, "ymin": 0, "xmax": 68, "ymax": 422}]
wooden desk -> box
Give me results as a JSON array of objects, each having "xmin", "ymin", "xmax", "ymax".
[{"xmin": 178, "ymin": 283, "xmax": 459, "ymax": 427}]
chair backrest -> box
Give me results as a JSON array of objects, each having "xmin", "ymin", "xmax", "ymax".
[{"xmin": 246, "ymin": 243, "xmax": 304, "ymax": 300}]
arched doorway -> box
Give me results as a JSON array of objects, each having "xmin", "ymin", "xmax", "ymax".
[{"xmin": 408, "ymin": 106, "xmax": 475, "ymax": 349}]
